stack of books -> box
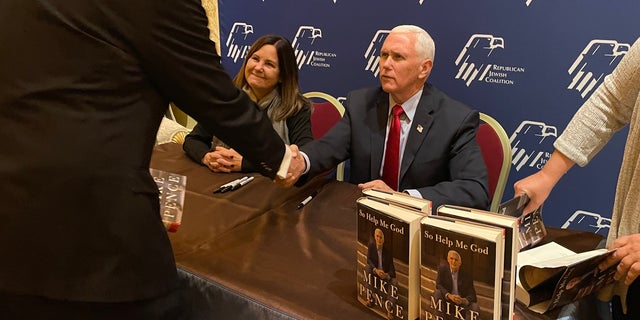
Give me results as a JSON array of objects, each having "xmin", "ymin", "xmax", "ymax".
[{"xmin": 356, "ymin": 190, "xmax": 617, "ymax": 319}]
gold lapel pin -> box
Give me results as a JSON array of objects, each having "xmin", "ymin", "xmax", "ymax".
[{"xmin": 417, "ymin": 124, "xmax": 423, "ymax": 133}]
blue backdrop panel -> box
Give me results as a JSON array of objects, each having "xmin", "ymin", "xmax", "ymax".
[{"xmin": 218, "ymin": 0, "xmax": 640, "ymax": 236}]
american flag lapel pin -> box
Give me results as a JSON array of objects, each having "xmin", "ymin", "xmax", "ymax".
[{"xmin": 417, "ymin": 124, "xmax": 423, "ymax": 133}]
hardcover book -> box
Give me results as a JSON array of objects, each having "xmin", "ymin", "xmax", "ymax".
[
  {"xmin": 149, "ymin": 168, "xmax": 187, "ymax": 232},
  {"xmin": 498, "ymin": 194, "xmax": 547, "ymax": 250},
  {"xmin": 356, "ymin": 197, "xmax": 425, "ymax": 320},
  {"xmin": 420, "ymin": 215, "xmax": 505, "ymax": 320},
  {"xmin": 516, "ymin": 244, "xmax": 617, "ymax": 314},
  {"xmin": 437, "ymin": 205, "xmax": 519, "ymax": 320},
  {"xmin": 362, "ymin": 188, "xmax": 432, "ymax": 214}
]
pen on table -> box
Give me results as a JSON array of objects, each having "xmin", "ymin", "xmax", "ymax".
[
  {"xmin": 213, "ymin": 176, "xmax": 246, "ymax": 193},
  {"xmin": 220, "ymin": 176, "xmax": 249, "ymax": 193},
  {"xmin": 213, "ymin": 177, "xmax": 242, "ymax": 193},
  {"xmin": 231, "ymin": 176, "xmax": 254, "ymax": 191},
  {"xmin": 296, "ymin": 190, "xmax": 319, "ymax": 209}
]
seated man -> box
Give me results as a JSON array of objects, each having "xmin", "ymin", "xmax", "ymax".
[
  {"xmin": 434, "ymin": 250, "xmax": 480, "ymax": 320},
  {"xmin": 365, "ymin": 228, "xmax": 398, "ymax": 319},
  {"xmin": 285, "ymin": 24, "xmax": 488, "ymax": 210}
]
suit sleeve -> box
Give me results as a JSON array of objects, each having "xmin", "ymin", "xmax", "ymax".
[
  {"xmin": 435, "ymin": 266, "xmax": 451, "ymax": 296},
  {"xmin": 417, "ymin": 110, "xmax": 489, "ymax": 210},
  {"xmin": 183, "ymin": 123, "xmax": 213, "ymax": 165},
  {"xmin": 240, "ymin": 101, "xmax": 313, "ymax": 172},
  {"xmin": 366, "ymin": 243, "xmax": 377, "ymax": 268},
  {"xmin": 132, "ymin": 0, "xmax": 285, "ymax": 178}
]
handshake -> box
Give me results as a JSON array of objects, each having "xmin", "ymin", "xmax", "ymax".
[{"xmin": 274, "ymin": 144, "xmax": 306, "ymax": 188}]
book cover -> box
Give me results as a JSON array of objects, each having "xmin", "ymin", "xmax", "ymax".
[
  {"xmin": 356, "ymin": 197, "xmax": 424, "ymax": 320},
  {"xmin": 362, "ymin": 188, "xmax": 432, "ymax": 214},
  {"xmin": 498, "ymin": 194, "xmax": 547, "ymax": 250},
  {"xmin": 436, "ymin": 205, "xmax": 519, "ymax": 320},
  {"xmin": 517, "ymin": 246, "xmax": 617, "ymax": 313},
  {"xmin": 420, "ymin": 216, "xmax": 504, "ymax": 320},
  {"xmin": 149, "ymin": 168, "xmax": 187, "ymax": 232}
]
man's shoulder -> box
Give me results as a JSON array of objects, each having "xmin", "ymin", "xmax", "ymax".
[
  {"xmin": 347, "ymin": 86, "xmax": 384, "ymax": 100},
  {"xmin": 422, "ymin": 84, "xmax": 477, "ymax": 117},
  {"xmin": 349, "ymin": 86, "xmax": 382, "ymax": 94}
]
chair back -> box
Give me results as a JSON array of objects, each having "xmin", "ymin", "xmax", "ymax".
[
  {"xmin": 476, "ymin": 113, "xmax": 512, "ymax": 212},
  {"xmin": 304, "ymin": 91, "xmax": 346, "ymax": 181}
]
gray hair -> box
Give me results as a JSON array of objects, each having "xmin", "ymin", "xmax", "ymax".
[{"xmin": 390, "ymin": 25, "xmax": 435, "ymax": 63}]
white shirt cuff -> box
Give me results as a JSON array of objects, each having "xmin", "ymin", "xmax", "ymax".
[
  {"xmin": 300, "ymin": 151, "xmax": 310, "ymax": 174},
  {"xmin": 276, "ymin": 145, "xmax": 291, "ymax": 179},
  {"xmin": 404, "ymin": 189, "xmax": 422, "ymax": 198}
]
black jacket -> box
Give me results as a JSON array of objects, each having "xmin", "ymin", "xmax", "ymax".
[{"xmin": 0, "ymin": 0, "xmax": 286, "ymax": 302}]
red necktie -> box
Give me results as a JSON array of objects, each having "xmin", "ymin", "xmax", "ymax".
[{"xmin": 382, "ymin": 104, "xmax": 403, "ymax": 191}]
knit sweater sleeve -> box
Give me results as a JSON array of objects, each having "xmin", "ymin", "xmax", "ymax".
[{"xmin": 554, "ymin": 37, "xmax": 640, "ymax": 167}]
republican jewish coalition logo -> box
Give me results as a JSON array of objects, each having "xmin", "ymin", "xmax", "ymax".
[
  {"xmin": 454, "ymin": 34, "xmax": 526, "ymax": 87},
  {"xmin": 226, "ymin": 22, "xmax": 254, "ymax": 63},
  {"xmin": 364, "ymin": 30, "xmax": 390, "ymax": 78},
  {"xmin": 510, "ymin": 120, "xmax": 557, "ymax": 172},
  {"xmin": 567, "ymin": 39, "xmax": 630, "ymax": 98},
  {"xmin": 562, "ymin": 210, "xmax": 611, "ymax": 236},
  {"xmin": 292, "ymin": 26, "xmax": 323, "ymax": 69}
]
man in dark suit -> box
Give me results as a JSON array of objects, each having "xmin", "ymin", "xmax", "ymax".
[
  {"xmin": 365, "ymin": 228, "xmax": 398, "ymax": 319},
  {"xmin": 0, "ymin": 0, "xmax": 300, "ymax": 318},
  {"xmin": 285, "ymin": 25, "xmax": 488, "ymax": 210},
  {"xmin": 435, "ymin": 250, "xmax": 480, "ymax": 320}
]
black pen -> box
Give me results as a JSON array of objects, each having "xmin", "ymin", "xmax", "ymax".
[
  {"xmin": 231, "ymin": 176, "xmax": 254, "ymax": 191},
  {"xmin": 213, "ymin": 176, "xmax": 246, "ymax": 193},
  {"xmin": 297, "ymin": 190, "xmax": 319, "ymax": 209},
  {"xmin": 220, "ymin": 176, "xmax": 249, "ymax": 193}
]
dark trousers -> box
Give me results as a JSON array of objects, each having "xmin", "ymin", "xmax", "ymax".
[
  {"xmin": 0, "ymin": 288, "xmax": 189, "ymax": 320},
  {"xmin": 612, "ymin": 278, "xmax": 640, "ymax": 319}
]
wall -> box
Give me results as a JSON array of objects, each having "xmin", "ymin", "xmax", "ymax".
[{"xmin": 217, "ymin": 0, "xmax": 640, "ymax": 236}]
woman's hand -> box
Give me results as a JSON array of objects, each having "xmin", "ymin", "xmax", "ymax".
[
  {"xmin": 202, "ymin": 146, "xmax": 243, "ymax": 173},
  {"xmin": 599, "ymin": 234, "xmax": 640, "ymax": 285}
]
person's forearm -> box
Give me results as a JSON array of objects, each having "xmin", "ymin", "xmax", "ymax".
[{"xmin": 540, "ymin": 150, "xmax": 575, "ymax": 185}]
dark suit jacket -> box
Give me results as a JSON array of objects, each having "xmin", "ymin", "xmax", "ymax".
[
  {"xmin": 436, "ymin": 265, "xmax": 478, "ymax": 304},
  {"xmin": 300, "ymin": 85, "xmax": 489, "ymax": 210},
  {"xmin": 0, "ymin": 0, "xmax": 285, "ymax": 302},
  {"xmin": 366, "ymin": 242, "xmax": 396, "ymax": 279}
]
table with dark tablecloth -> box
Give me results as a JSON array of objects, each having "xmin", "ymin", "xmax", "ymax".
[{"xmin": 151, "ymin": 143, "xmax": 603, "ymax": 320}]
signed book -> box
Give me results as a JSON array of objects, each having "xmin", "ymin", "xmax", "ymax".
[
  {"xmin": 420, "ymin": 215, "xmax": 504, "ymax": 320},
  {"xmin": 362, "ymin": 188, "xmax": 432, "ymax": 214},
  {"xmin": 516, "ymin": 244, "xmax": 617, "ymax": 314},
  {"xmin": 149, "ymin": 168, "xmax": 187, "ymax": 232},
  {"xmin": 498, "ymin": 194, "xmax": 547, "ymax": 250},
  {"xmin": 436, "ymin": 205, "xmax": 519, "ymax": 320},
  {"xmin": 356, "ymin": 197, "xmax": 425, "ymax": 320}
]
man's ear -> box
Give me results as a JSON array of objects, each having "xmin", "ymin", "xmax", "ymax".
[{"xmin": 419, "ymin": 59, "xmax": 433, "ymax": 80}]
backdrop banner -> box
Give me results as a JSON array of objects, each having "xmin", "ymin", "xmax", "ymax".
[{"xmin": 218, "ymin": 0, "xmax": 640, "ymax": 237}]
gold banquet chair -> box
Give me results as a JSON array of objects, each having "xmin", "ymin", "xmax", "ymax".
[
  {"xmin": 476, "ymin": 112, "xmax": 512, "ymax": 212},
  {"xmin": 156, "ymin": 105, "xmax": 191, "ymax": 145},
  {"xmin": 303, "ymin": 91, "xmax": 346, "ymax": 181}
]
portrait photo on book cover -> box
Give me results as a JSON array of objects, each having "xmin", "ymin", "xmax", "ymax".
[
  {"xmin": 357, "ymin": 221, "xmax": 408, "ymax": 319},
  {"xmin": 420, "ymin": 229, "xmax": 497, "ymax": 320}
]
